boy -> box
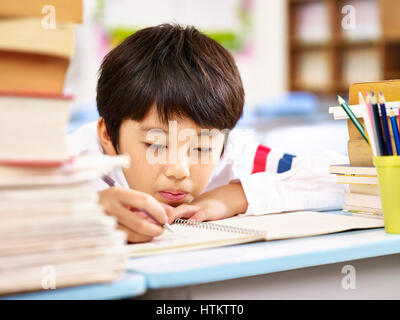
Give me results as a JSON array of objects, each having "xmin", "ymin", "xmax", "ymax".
[{"xmin": 67, "ymin": 24, "xmax": 346, "ymax": 243}]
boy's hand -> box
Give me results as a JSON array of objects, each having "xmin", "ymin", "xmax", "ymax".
[
  {"xmin": 167, "ymin": 183, "xmax": 248, "ymax": 223},
  {"xmin": 98, "ymin": 187, "xmax": 172, "ymax": 243}
]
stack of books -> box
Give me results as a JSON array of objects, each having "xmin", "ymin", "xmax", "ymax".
[
  {"xmin": 0, "ymin": 1, "xmax": 130, "ymax": 295},
  {"xmin": 0, "ymin": 155, "xmax": 130, "ymax": 295},
  {"xmin": 329, "ymin": 164, "xmax": 382, "ymax": 218}
]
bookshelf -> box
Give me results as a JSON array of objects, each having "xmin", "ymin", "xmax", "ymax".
[{"xmin": 288, "ymin": 0, "xmax": 400, "ymax": 95}]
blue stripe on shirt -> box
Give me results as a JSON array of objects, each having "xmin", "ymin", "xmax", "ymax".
[{"xmin": 277, "ymin": 153, "xmax": 296, "ymax": 173}]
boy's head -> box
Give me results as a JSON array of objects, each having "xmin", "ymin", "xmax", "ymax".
[{"xmin": 97, "ymin": 24, "xmax": 244, "ymax": 206}]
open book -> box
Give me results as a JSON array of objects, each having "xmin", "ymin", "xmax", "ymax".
[{"xmin": 126, "ymin": 211, "xmax": 384, "ymax": 257}]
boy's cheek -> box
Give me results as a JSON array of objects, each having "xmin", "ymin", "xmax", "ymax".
[
  {"xmin": 122, "ymin": 165, "xmax": 158, "ymax": 192},
  {"xmin": 189, "ymin": 173, "xmax": 213, "ymax": 196}
]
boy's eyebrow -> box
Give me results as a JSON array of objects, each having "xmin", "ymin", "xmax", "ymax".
[
  {"xmin": 199, "ymin": 130, "xmax": 219, "ymax": 137},
  {"xmin": 139, "ymin": 126, "xmax": 167, "ymax": 133}
]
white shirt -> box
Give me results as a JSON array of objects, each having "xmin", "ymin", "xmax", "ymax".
[{"xmin": 67, "ymin": 121, "xmax": 348, "ymax": 215}]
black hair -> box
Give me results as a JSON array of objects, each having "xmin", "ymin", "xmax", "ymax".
[{"xmin": 96, "ymin": 23, "xmax": 245, "ymax": 151}]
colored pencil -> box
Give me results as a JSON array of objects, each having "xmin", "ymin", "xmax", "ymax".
[
  {"xmin": 389, "ymin": 108, "xmax": 400, "ymax": 155},
  {"xmin": 337, "ymin": 95, "xmax": 369, "ymax": 144},
  {"xmin": 378, "ymin": 91, "xmax": 393, "ymax": 155},
  {"xmin": 369, "ymin": 92, "xmax": 386, "ymax": 156},
  {"xmin": 359, "ymin": 92, "xmax": 377, "ymax": 156}
]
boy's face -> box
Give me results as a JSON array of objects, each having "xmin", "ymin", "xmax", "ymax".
[{"xmin": 98, "ymin": 105, "xmax": 226, "ymax": 207}]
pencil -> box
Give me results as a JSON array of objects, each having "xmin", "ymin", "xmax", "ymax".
[
  {"xmin": 101, "ymin": 175, "xmax": 174, "ymax": 233},
  {"xmin": 378, "ymin": 91, "xmax": 393, "ymax": 155},
  {"xmin": 337, "ymin": 95, "xmax": 369, "ymax": 144},
  {"xmin": 368, "ymin": 92, "xmax": 386, "ymax": 156},
  {"xmin": 359, "ymin": 92, "xmax": 377, "ymax": 156},
  {"xmin": 389, "ymin": 108, "xmax": 400, "ymax": 155}
]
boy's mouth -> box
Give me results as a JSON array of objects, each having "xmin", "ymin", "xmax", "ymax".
[{"xmin": 158, "ymin": 190, "xmax": 188, "ymax": 202}]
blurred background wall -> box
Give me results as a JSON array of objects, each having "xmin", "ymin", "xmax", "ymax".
[
  {"xmin": 3, "ymin": 0, "xmax": 399, "ymax": 156},
  {"xmin": 65, "ymin": 0, "xmax": 288, "ymax": 109}
]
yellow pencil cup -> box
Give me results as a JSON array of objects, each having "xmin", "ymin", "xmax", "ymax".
[{"xmin": 373, "ymin": 156, "xmax": 400, "ymax": 234}]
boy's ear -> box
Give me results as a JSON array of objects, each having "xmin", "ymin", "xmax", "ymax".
[{"xmin": 97, "ymin": 117, "xmax": 117, "ymax": 156}]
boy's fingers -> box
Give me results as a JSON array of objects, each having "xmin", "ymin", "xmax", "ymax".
[
  {"xmin": 160, "ymin": 203, "xmax": 174, "ymax": 215},
  {"xmin": 189, "ymin": 208, "xmax": 234, "ymax": 222},
  {"xmin": 170, "ymin": 204, "xmax": 200, "ymax": 223},
  {"xmin": 160, "ymin": 204, "xmax": 175, "ymax": 224},
  {"xmin": 131, "ymin": 208, "xmax": 157, "ymax": 223},
  {"xmin": 111, "ymin": 201, "xmax": 164, "ymax": 237},
  {"xmin": 188, "ymin": 210, "xmax": 209, "ymax": 222},
  {"xmin": 116, "ymin": 223, "xmax": 153, "ymax": 243},
  {"xmin": 113, "ymin": 188, "xmax": 168, "ymax": 225}
]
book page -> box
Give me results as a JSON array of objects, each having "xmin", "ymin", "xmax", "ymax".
[
  {"xmin": 126, "ymin": 223, "xmax": 265, "ymax": 257},
  {"xmin": 126, "ymin": 211, "xmax": 383, "ymax": 257},
  {"xmin": 213, "ymin": 211, "xmax": 384, "ymax": 241}
]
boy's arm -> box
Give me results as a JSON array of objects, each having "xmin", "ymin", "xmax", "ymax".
[
  {"xmin": 239, "ymin": 149, "xmax": 348, "ymax": 215},
  {"xmin": 168, "ymin": 182, "xmax": 247, "ymax": 223},
  {"xmin": 171, "ymin": 130, "xmax": 348, "ymax": 222}
]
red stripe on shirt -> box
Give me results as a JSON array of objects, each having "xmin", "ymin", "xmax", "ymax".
[{"xmin": 251, "ymin": 144, "xmax": 271, "ymax": 174}]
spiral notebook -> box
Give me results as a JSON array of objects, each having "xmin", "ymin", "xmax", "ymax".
[{"xmin": 126, "ymin": 211, "xmax": 384, "ymax": 257}]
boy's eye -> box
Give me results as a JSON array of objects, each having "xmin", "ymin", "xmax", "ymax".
[
  {"xmin": 145, "ymin": 143, "xmax": 167, "ymax": 150},
  {"xmin": 194, "ymin": 147, "xmax": 212, "ymax": 152}
]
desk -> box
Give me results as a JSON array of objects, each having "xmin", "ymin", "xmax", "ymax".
[
  {"xmin": 1, "ymin": 273, "xmax": 146, "ymax": 300},
  {"xmin": 3, "ymin": 212, "xmax": 400, "ymax": 299},
  {"xmin": 127, "ymin": 225, "xmax": 400, "ymax": 299}
]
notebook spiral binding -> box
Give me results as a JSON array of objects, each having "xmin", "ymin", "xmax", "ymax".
[{"xmin": 173, "ymin": 218, "xmax": 265, "ymax": 236}]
